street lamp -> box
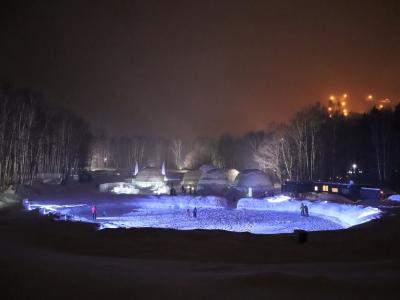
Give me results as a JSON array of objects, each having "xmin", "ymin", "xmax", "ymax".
[{"xmin": 352, "ymin": 163, "xmax": 357, "ymax": 181}]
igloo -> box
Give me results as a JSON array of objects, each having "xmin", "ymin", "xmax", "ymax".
[
  {"xmin": 197, "ymin": 168, "xmax": 229, "ymax": 193},
  {"xmin": 181, "ymin": 170, "xmax": 202, "ymax": 189},
  {"xmin": 234, "ymin": 169, "xmax": 273, "ymax": 197}
]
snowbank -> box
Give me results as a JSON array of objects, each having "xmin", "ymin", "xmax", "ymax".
[
  {"xmin": 0, "ymin": 189, "xmax": 20, "ymax": 209},
  {"xmin": 388, "ymin": 194, "xmax": 400, "ymax": 202},
  {"xmin": 237, "ymin": 196, "xmax": 381, "ymax": 228}
]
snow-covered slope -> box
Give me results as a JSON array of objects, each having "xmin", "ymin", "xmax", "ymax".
[
  {"xmin": 237, "ymin": 196, "xmax": 380, "ymax": 228},
  {"xmin": 388, "ymin": 194, "xmax": 400, "ymax": 202}
]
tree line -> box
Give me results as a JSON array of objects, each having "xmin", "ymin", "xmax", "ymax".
[
  {"xmin": 2, "ymin": 83, "xmax": 399, "ymax": 191},
  {"xmin": 93, "ymin": 103, "xmax": 400, "ymax": 191},
  {"xmin": 0, "ymin": 85, "xmax": 91, "ymax": 189}
]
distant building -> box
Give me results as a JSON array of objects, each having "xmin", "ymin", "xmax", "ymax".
[{"xmin": 282, "ymin": 181, "xmax": 384, "ymax": 201}]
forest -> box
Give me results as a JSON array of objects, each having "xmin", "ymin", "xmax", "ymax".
[
  {"xmin": 92, "ymin": 103, "xmax": 400, "ymax": 190},
  {"xmin": 0, "ymin": 85, "xmax": 91, "ymax": 189},
  {"xmin": 1, "ymin": 84, "xmax": 400, "ymax": 191}
]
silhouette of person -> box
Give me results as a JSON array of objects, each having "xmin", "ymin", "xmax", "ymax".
[
  {"xmin": 300, "ymin": 203, "xmax": 305, "ymax": 216},
  {"xmin": 193, "ymin": 207, "xmax": 197, "ymax": 218},
  {"xmin": 304, "ymin": 205, "xmax": 309, "ymax": 217}
]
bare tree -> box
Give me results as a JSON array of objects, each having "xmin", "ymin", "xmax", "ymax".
[
  {"xmin": 170, "ymin": 139, "xmax": 183, "ymax": 169},
  {"xmin": 253, "ymin": 134, "xmax": 282, "ymax": 181}
]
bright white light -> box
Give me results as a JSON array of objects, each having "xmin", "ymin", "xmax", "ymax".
[
  {"xmin": 248, "ymin": 187, "xmax": 253, "ymax": 197},
  {"xmin": 112, "ymin": 184, "xmax": 139, "ymax": 194}
]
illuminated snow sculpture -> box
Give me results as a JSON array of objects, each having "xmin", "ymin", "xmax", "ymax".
[
  {"xmin": 112, "ymin": 183, "xmax": 139, "ymax": 194},
  {"xmin": 99, "ymin": 182, "xmax": 139, "ymax": 194},
  {"xmin": 234, "ymin": 169, "xmax": 273, "ymax": 197},
  {"xmin": 133, "ymin": 167, "xmax": 168, "ymax": 194},
  {"xmin": 161, "ymin": 162, "xmax": 166, "ymax": 176}
]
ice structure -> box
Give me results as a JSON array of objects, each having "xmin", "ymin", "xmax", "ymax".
[{"xmin": 99, "ymin": 167, "xmax": 169, "ymax": 195}]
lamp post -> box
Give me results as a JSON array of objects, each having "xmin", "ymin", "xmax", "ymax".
[{"xmin": 352, "ymin": 163, "xmax": 357, "ymax": 181}]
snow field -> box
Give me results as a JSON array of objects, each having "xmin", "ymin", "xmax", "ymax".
[
  {"xmin": 26, "ymin": 195, "xmax": 381, "ymax": 234},
  {"xmin": 237, "ymin": 196, "xmax": 381, "ymax": 227}
]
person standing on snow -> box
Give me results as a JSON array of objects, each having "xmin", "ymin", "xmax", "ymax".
[
  {"xmin": 300, "ymin": 203, "xmax": 305, "ymax": 216},
  {"xmin": 91, "ymin": 205, "xmax": 97, "ymax": 220},
  {"xmin": 304, "ymin": 205, "xmax": 309, "ymax": 217},
  {"xmin": 193, "ymin": 207, "xmax": 197, "ymax": 218}
]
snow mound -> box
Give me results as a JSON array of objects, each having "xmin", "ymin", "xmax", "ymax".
[
  {"xmin": 135, "ymin": 167, "xmax": 165, "ymax": 182},
  {"xmin": 197, "ymin": 169, "xmax": 229, "ymax": 192},
  {"xmin": 388, "ymin": 194, "xmax": 400, "ymax": 202},
  {"xmin": 234, "ymin": 169, "xmax": 273, "ymax": 190},
  {"xmin": 237, "ymin": 197, "xmax": 381, "ymax": 228},
  {"xmin": 0, "ymin": 191, "xmax": 20, "ymax": 209},
  {"xmin": 99, "ymin": 182, "xmax": 128, "ymax": 193},
  {"xmin": 199, "ymin": 165, "xmax": 216, "ymax": 173},
  {"xmin": 131, "ymin": 195, "xmax": 228, "ymax": 209}
]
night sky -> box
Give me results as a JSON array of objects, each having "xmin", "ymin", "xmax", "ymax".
[{"xmin": 1, "ymin": 0, "xmax": 400, "ymax": 138}]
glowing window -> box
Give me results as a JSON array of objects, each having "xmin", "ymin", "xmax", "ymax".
[
  {"xmin": 332, "ymin": 187, "xmax": 339, "ymax": 193},
  {"xmin": 322, "ymin": 185, "xmax": 329, "ymax": 192},
  {"xmin": 314, "ymin": 186, "xmax": 318, "ymax": 192}
]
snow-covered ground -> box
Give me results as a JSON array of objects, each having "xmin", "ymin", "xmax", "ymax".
[
  {"xmin": 25, "ymin": 194, "xmax": 381, "ymax": 234},
  {"xmin": 98, "ymin": 208, "xmax": 343, "ymax": 233},
  {"xmin": 388, "ymin": 194, "xmax": 400, "ymax": 202},
  {"xmin": 237, "ymin": 196, "xmax": 381, "ymax": 228}
]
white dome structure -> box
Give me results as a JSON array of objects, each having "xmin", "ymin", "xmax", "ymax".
[
  {"xmin": 234, "ymin": 169, "xmax": 273, "ymax": 195},
  {"xmin": 197, "ymin": 168, "xmax": 229, "ymax": 193},
  {"xmin": 199, "ymin": 164, "xmax": 216, "ymax": 174},
  {"xmin": 181, "ymin": 170, "xmax": 202, "ymax": 188},
  {"xmin": 134, "ymin": 167, "xmax": 165, "ymax": 183}
]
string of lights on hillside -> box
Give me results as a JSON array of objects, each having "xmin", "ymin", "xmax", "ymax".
[
  {"xmin": 327, "ymin": 93, "xmax": 393, "ymax": 117},
  {"xmin": 328, "ymin": 93, "xmax": 349, "ymax": 117},
  {"xmin": 365, "ymin": 94, "xmax": 391, "ymax": 110}
]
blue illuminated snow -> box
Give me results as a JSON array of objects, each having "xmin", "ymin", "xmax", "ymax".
[{"xmin": 25, "ymin": 195, "xmax": 380, "ymax": 234}]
